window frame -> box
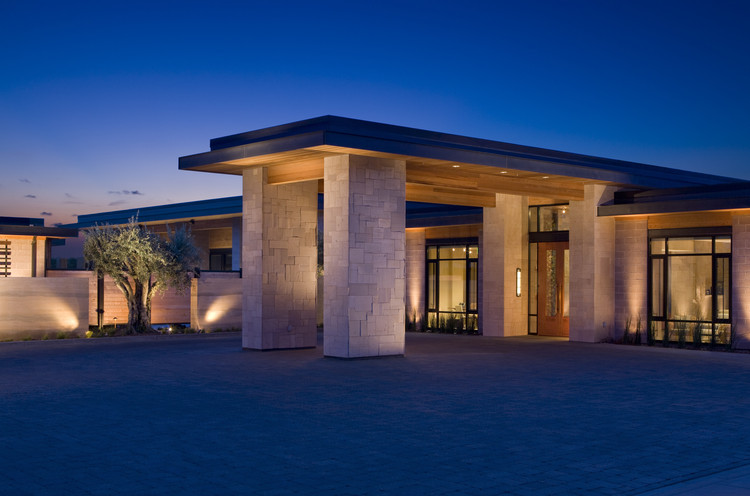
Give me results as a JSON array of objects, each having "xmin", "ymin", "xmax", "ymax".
[
  {"xmin": 648, "ymin": 228, "xmax": 731, "ymax": 346},
  {"xmin": 425, "ymin": 238, "xmax": 479, "ymax": 333}
]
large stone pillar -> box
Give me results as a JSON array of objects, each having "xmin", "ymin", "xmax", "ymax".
[
  {"xmin": 569, "ymin": 184, "xmax": 616, "ymax": 342},
  {"xmin": 241, "ymin": 168, "xmax": 318, "ymax": 350},
  {"xmin": 323, "ymin": 154, "xmax": 406, "ymax": 358},
  {"xmin": 405, "ymin": 229, "xmax": 426, "ymax": 329},
  {"xmin": 732, "ymin": 213, "xmax": 750, "ymax": 348},
  {"xmin": 614, "ymin": 217, "xmax": 648, "ymax": 341},
  {"xmin": 482, "ymin": 193, "xmax": 528, "ymax": 337}
]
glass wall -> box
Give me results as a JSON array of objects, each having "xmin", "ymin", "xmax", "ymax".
[
  {"xmin": 649, "ymin": 234, "xmax": 731, "ymax": 345},
  {"xmin": 529, "ymin": 204, "xmax": 569, "ymax": 232},
  {"xmin": 426, "ymin": 242, "xmax": 479, "ymax": 332}
]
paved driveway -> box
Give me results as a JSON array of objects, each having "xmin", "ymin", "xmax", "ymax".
[{"xmin": 1, "ymin": 332, "xmax": 750, "ymax": 495}]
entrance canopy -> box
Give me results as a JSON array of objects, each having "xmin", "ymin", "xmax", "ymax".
[{"xmin": 179, "ymin": 116, "xmax": 733, "ymax": 207}]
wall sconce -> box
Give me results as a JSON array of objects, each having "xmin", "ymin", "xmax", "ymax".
[{"xmin": 516, "ymin": 268, "xmax": 522, "ymax": 297}]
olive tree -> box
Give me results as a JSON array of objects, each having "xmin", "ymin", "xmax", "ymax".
[{"xmin": 84, "ymin": 219, "xmax": 200, "ymax": 333}]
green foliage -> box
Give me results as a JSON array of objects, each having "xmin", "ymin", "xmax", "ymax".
[{"xmin": 84, "ymin": 218, "xmax": 200, "ymax": 334}]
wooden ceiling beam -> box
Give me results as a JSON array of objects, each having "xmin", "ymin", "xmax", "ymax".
[
  {"xmin": 266, "ymin": 159, "xmax": 324, "ymax": 185},
  {"xmin": 406, "ymin": 183, "xmax": 496, "ymax": 207}
]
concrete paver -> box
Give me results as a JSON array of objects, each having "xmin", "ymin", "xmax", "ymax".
[{"xmin": 1, "ymin": 332, "xmax": 750, "ymax": 495}]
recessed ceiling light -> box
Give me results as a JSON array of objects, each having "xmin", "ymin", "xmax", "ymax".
[
  {"xmin": 500, "ymin": 171, "xmax": 508, "ymax": 174},
  {"xmin": 452, "ymin": 164, "xmax": 460, "ymax": 168},
  {"xmin": 542, "ymin": 176, "xmax": 550, "ymax": 179}
]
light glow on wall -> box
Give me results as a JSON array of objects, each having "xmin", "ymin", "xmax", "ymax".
[
  {"xmin": 204, "ymin": 295, "xmax": 239, "ymax": 325},
  {"xmin": 49, "ymin": 297, "xmax": 81, "ymax": 330}
]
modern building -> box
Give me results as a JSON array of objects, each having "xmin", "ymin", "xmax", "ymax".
[
  {"xmin": 0, "ymin": 217, "xmax": 86, "ymax": 339},
  {"xmin": 169, "ymin": 115, "xmax": 750, "ymax": 358}
]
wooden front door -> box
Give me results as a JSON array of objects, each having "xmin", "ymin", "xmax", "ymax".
[{"xmin": 537, "ymin": 242, "xmax": 569, "ymax": 337}]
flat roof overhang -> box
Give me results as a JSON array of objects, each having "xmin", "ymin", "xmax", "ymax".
[
  {"xmin": 598, "ymin": 181, "xmax": 750, "ymax": 217},
  {"xmin": 0, "ymin": 225, "xmax": 78, "ymax": 238},
  {"xmin": 179, "ymin": 116, "xmax": 737, "ymax": 207},
  {"xmin": 73, "ymin": 196, "xmax": 243, "ymax": 228}
]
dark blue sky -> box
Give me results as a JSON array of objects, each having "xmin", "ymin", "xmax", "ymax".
[{"xmin": 2, "ymin": 0, "xmax": 749, "ymax": 225}]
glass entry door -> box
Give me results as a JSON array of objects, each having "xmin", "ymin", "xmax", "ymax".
[{"xmin": 537, "ymin": 242, "xmax": 569, "ymax": 336}]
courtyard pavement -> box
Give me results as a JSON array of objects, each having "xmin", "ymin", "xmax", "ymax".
[{"xmin": 1, "ymin": 332, "xmax": 750, "ymax": 495}]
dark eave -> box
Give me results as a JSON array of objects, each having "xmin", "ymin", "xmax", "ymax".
[
  {"xmin": 179, "ymin": 115, "xmax": 738, "ymax": 189},
  {"xmin": 406, "ymin": 202, "xmax": 482, "ymax": 228},
  {"xmin": 598, "ymin": 181, "xmax": 750, "ymax": 216},
  {"xmin": 74, "ymin": 196, "xmax": 242, "ymax": 228},
  {"xmin": 0, "ymin": 225, "xmax": 78, "ymax": 238}
]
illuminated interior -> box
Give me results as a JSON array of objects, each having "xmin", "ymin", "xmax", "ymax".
[
  {"xmin": 426, "ymin": 242, "xmax": 479, "ymax": 331},
  {"xmin": 649, "ymin": 234, "xmax": 731, "ymax": 344}
]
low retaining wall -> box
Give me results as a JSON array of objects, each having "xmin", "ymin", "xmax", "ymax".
[
  {"xmin": 46, "ymin": 270, "xmax": 190, "ymax": 325},
  {"xmin": 0, "ymin": 277, "xmax": 88, "ymax": 339},
  {"xmin": 191, "ymin": 272, "xmax": 242, "ymax": 331}
]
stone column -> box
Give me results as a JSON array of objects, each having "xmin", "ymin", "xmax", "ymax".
[
  {"xmin": 614, "ymin": 218, "xmax": 648, "ymax": 341},
  {"xmin": 482, "ymin": 193, "xmax": 528, "ymax": 337},
  {"xmin": 568, "ymin": 184, "xmax": 616, "ymax": 342},
  {"xmin": 323, "ymin": 154, "xmax": 406, "ymax": 358},
  {"xmin": 732, "ymin": 213, "xmax": 750, "ymax": 348},
  {"xmin": 405, "ymin": 229, "xmax": 426, "ymax": 329},
  {"xmin": 241, "ymin": 168, "xmax": 318, "ymax": 350}
]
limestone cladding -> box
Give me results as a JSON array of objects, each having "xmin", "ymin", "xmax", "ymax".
[
  {"xmin": 0, "ymin": 236, "xmax": 46, "ymax": 277},
  {"xmin": 732, "ymin": 213, "xmax": 750, "ymax": 348},
  {"xmin": 614, "ymin": 218, "xmax": 648, "ymax": 341},
  {"xmin": 569, "ymin": 184, "xmax": 616, "ymax": 342},
  {"xmin": 46, "ymin": 270, "xmax": 191, "ymax": 326},
  {"xmin": 0, "ymin": 277, "xmax": 88, "ymax": 339},
  {"xmin": 405, "ymin": 229, "xmax": 425, "ymax": 327},
  {"xmin": 191, "ymin": 272, "xmax": 242, "ymax": 331},
  {"xmin": 323, "ymin": 155, "xmax": 406, "ymax": 358},
  {"xmin": 242, "ymin": 168, "xmax": 318, "ymax": 350},
  {"xmin": 482, "ymin": 194, "xmax": 528, "ymax": 337}
]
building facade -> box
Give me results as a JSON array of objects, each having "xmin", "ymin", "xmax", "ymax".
[{"xmin": 170, "ymin": 115, "xmax": 750, "ymax": 357}]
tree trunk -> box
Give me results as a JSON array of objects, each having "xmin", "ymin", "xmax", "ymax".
[{"xmin": 127, "ymin": 279, "xmax": 152, "ymax": 333}]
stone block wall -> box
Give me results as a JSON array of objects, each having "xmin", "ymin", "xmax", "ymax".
[
  {"xmin": 405, "ymin": 228, "xmax": 426, "ymax": 327},
  {"xmin": 732, "ymin": 213, "xmax": 750, "ymax": 348},
  {"xmin": 242, "ymin": 168, "xmax": 318, "ymax": 350},
  {"xmin": 47, "ymin": 270, "xmax": 191, "ymax": 326},
  {"xmin": 614, "ymin": 218, "xmax": 648, "ymax": 341},
  {"xmin": 569, "ymin": 184, "xmax": 616, "ymax": 342},
  {"xmin": 191, "ymin": 272, "xmax": 242, "ymax": 331},
  {"xmin": 0, "ymin": 277, "xmax": 88, "ymax": 339},
  {"xmin": 482, "ymin": 194, "xmax": 527, "ymax": 336},
  {"xmin": 0, "ymin": 235, "xmax": 46, "ymax": 277},
  {"xmin": 324, "ymin": 155, "xmax": 406, "ymax": 358}
]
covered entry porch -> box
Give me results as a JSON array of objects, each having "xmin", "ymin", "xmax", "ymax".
[{"xmin": 179, "ymin": 116, "xmax": 732, "ymax": 357}]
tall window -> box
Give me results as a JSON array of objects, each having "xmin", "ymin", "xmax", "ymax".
[
  {"xmin": 649, "ymin": 232, "xmax": 731, "ymax": 345},
  {"xmin": 426, "ymin": 242, "xmax": 479, "ymax": 332}
]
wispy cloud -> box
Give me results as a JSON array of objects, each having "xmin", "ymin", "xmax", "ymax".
[
  {"xmin": 108, "ymin": 190, "xmax": 143, "ymax": 196},
  {"xmin": 108, "ymin": 200, "xmax": 127, "ymax": 207},
  {"xmin": 65, "ymin": 193, "xmax": 75, "ymax": 198},
  {"xmin": 40, "ymin": 211, "xmax": 52, "ymax": 216},
  {"xmin": 19, "ymin": 178, "xmax": 31, "ymax": 184},
  {"xmin": 53, "ymin": 222, "xmax": 63, "ymax": 227},
  {"xmin": 24, "ymin": 194, "xmax": 36, "ymax": 199}
]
